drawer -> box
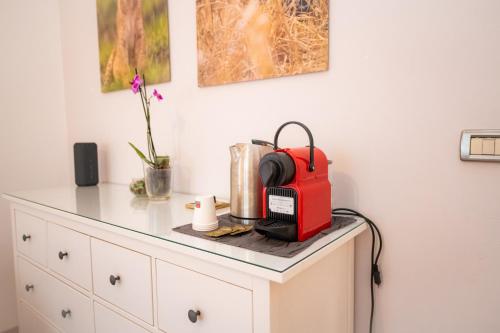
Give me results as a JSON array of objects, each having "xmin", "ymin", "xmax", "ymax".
[
  {"xmin": 19, "ymin": 301, "xmax": 59, "ymax": 333},
  {"xmin": 156, "ymin": 260, "xmax": 252, "ymax": 333},
  {"xmin": 18, "ymin": 257, "xmax": 92, "ymax": 333},
  {"xmin": 94, "ymin": 302, "xmax": 150, "ymax": 333},
  {"xmin": 16, "ymin": 211, "xmax": 47, "ymax": 265},
  {"xmin": 91, "ymin": 238, "xmax": 153, "ymax": 324},
  {"xmin": 48, "ymin": 223, "xmax": 92, "ymax": 290},
  {"xmin": 18, "ymin": 257, "xmax": 48, "ymax": 312},
  {"xmin": 44, "ymin": 273, "xmax": 92, "ymax": 333}
]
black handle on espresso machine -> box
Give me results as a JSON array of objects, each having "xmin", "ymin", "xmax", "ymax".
[{"xmin": 273, "ymin": 121, "xmax": 315, "ymax": 172}]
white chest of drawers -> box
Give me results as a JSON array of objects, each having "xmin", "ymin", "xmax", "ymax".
[{"xmin": 3, "ymin": 184, "xmax": 366, "ymax": 333}]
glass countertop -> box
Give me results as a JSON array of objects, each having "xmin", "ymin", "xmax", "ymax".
[{"xmin": 4, "ymin": 183, "xmax": 365, "ymax": 273}]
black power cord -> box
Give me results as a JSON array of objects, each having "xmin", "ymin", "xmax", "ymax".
[{"xmin": 333, "ymin": 208, "xmax": 383, "ymax": 333}]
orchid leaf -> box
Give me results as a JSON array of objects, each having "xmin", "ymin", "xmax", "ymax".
[{"xmin": 129, "ymin": 142, "xmax": 154, "ymax": 167}]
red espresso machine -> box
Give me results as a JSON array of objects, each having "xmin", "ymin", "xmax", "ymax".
[{"xmin": 255, "ymin": 121, "xmax": 331, "ymax": 242}]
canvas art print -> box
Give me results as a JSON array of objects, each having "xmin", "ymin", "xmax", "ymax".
[
  {"xmin": 196, "ymin": 0, "xmax": 329, "ymax": 87},
  {"xmin": 96, "ymin": 0, "xmax": 171, "ymax": 92}
]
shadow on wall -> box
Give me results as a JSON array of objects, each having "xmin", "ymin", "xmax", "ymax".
[{"xmin": 331, "ymin": 171, "xmax": 359, "ymax": 210}]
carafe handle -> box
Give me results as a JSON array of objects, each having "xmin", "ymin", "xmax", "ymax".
[{"xmin": 251, "ymin": 139, "xmax": 275, "ymax": 148}]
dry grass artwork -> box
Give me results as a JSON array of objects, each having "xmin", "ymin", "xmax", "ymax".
[
  {"xmin": 96, "ymin": 0, "xmax": 170, "ymax": 92},
  {"xmin": 196, "ymin": 0, "xmax": 329, "ymax": 87}
]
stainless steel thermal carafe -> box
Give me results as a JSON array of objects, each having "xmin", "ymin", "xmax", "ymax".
[{"xmin": 229, "ymin": 141, "xmax": 273, "ymax": 219}]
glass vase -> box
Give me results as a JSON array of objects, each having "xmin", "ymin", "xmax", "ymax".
[{"xmin": 143, "ymin": 161, "xmax": 172, "ymax": 200}]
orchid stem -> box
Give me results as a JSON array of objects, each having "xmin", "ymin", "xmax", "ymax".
[
  {"xmin": 132, "ymin": 68, "xmax": 161, "ymax": 169},
  {"xmin": 143, "ymin": 74, "xmax": 158, "ymax": 166}
]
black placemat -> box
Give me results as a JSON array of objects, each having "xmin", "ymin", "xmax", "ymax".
[{"xmin": 173, "ymin": 214, "xmax": 357, "ymax": 258}]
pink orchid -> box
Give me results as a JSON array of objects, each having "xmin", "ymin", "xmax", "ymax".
[
  {"xmin": 129, "ymin": 68, "xmax": 169, "ymax": 170},
  {"xmin": 153, "ymin": 89, "xmax": 164, "ymax": 101},
  {"xmin": 130, "ymin": 74, "xmax": 142, "ymax": 94}
]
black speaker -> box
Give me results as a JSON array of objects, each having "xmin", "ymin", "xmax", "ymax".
[{"xmin": 74, "ymin": 143, "xmax": 99, "ymax": 186}]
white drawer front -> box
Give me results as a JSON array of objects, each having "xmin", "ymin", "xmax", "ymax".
[
  {"xmin": 18, "ymin": 258, "xmax": 49, "ymax": 319},
  {"xmin": 94, "ymin": 302, "xmax": 150, "ymax": 333},
  {"xmin": 91, "ymin": 238, "xmax": 153, "ymax": 324},
  {"xmin": 48, "ymin": 223, "xmax": 92, "ymax": 290},
  {"xmin": 17, "ymin": 257, "xmax": 92, "ymax": 333},
  {"xmin": 156, "ymin": 260, "xmax": 252, "ymax": 333},
  {"xmin": 19, "ymin": 301, "xmax": 59, "ymax": 333},
  {"xmin": 16, "ymin": 211, "xmax": 47, "ymax": 266},
  {"xmin": 45, "ymin": 271, "xmax": 93, "ymax": 333}
]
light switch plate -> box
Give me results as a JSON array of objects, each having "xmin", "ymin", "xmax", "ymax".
[{"xmin": 460, "ymin": 130, "xmax": 500, "ymax": 162}]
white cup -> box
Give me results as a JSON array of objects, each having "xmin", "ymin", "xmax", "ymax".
[{"xmin": 192, "ymin": 195, "xmax": 218, "ymax": 232}]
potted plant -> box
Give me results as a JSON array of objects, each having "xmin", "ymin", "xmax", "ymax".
[{"xmin": 129, "ymin": 70, "xmax": 172, "ymax": 200}]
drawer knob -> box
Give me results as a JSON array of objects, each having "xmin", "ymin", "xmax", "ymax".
[
  {"xmin": 22, "ymin": 234, "xmax": 31, "ymax": 242},
  {"xmin": 109, "ymin": 275, "xmax": 121, "ymax": 286},
  {"xmin": 25, "ymin": 284, "xmax": 34, "ymax": 292},
  {"xmin": 58, "ymin": 251, "xmax": 68, "ymax": 260},
  {"xmin": 61, "ymin": 309, "xmax": 71, "ymax": 319},
  {"xmin": 188, "ymin": 309, "xmax": 201, "ymax": 323}
]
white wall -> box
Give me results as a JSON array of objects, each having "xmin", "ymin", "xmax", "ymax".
[
  {"xmin": 59, "ymin": 0, "xmax": 499, "ymax": 332},
  {"xmin": 0, "ymin": 1, "xmax": 71, "ymax": 331}
]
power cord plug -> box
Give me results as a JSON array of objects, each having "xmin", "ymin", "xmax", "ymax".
[{"xmin": 373, "ymin": 264, "xmax": 382, "ymax": 286}]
